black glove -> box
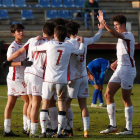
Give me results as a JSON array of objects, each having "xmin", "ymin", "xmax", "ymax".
[
  {"xmin": 1, "ymin": 60, "xmax": 11, "ymax": 68},
  {"xmin": 21, "ymin": 58, "xmax": 33, "ymax": 66}
]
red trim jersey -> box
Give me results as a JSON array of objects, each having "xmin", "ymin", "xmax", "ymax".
[
  {"xmin": 68, "ymin": 30, "xmax": 103, "ymax": 81},
  {"xmin": 117, "ymin": 31, "xmax": 135, "ymax": 67},
  {"xmin": 30, "ymin": 40, "xmax": 85, "ymax": 83},
  {"xmin": 24, "ymin": 37, "xmax": 48, "ymax": 78},
  {"xmin": 7, "ymin": 40, "xmax": 26, "ymax": 81}
]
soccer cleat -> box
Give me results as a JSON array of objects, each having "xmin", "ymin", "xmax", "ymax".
[
  {"xmin": 22, "ymin": 128, "xmax": 27, "ymax": 134},
  {"xmin": 46, "ymin": 128, "xmax": 52, "ymax": 137},
  {"xmin": 29, "ymin": 133, "xmax": 39, "ymax": 138},
  {"xmin": 84, "ymin": 130, "xmax": 89, "ymax": 137},
  {"xmin": 39, "ymin": 132, "xmax": 46, "ymax": 138},
  {"xmin": 116, "ymin": 128, "xmax": 133, "ymax": 135},
  {"xmin": 26, "ymin": 129, "xmax": 30, "ymax": 136},
  {"xmin": 3, "ymin": 131, "xmax": 20, "ymax": 137},
  {"xmin": 51, "ymin": 128, "xmax": 57, "ymax": 135},
  {"xmin": 63, "ymin": 128, "xmax": 73, "ymax": 137},
  {"xmin": 52, "ymin": 133, "xmax": 67, "ymax": 138},
  {"xmin": 100, "ymin": 125, "xmax": 118, "ymax": 134},
  {"xmin": 91, "ymin": 103, "xmax": 99, "ymax": 108},
  {"xmin": 99, "ymin": 103, "xmax": 107, "ymax": 108}
]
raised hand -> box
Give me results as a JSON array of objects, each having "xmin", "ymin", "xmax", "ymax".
[
  {"xmin": 36, "ymin": 35, "xmax": 43, "ymax": 41},
  {"xmin": 97, "ymin": 10, "xmax": 104, "ymax": 23},
  {"xmin": 98, "ymin": 23, "xmax": 104, "ymax": 29}
]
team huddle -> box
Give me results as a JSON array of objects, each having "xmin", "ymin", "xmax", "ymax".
[{"xmin": 2, "ymin": 10, "xmax": 136, "ymax": 138}]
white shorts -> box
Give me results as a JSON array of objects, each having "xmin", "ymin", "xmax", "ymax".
[
  {"xmin": 28, "ymin": 74, "xmax": 43, "ymax": 96},
  {"xmin": 68, "ymin": 76, "xmax": 89, "ymax": 99},
  {"xmin": 7, "ymin": 78, "xmax": 27, "ymax": 97},
  {"xmin": 24, "ymin": 73, "xmax": 31, "ymax": 95},
  {"xmin": 109, "ymin": 66, "xmax": 136, "ymax": 89},
  {"xmin": 42, "ymin": 82, "xmax": 68, "ymax": 101}
]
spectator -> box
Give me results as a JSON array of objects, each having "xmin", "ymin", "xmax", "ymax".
[{"xmin": 83, "ymin": 0, "xmax": 99, "ymax": 30}]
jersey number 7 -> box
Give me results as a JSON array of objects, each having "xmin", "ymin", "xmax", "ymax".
[{"xmin": 56, "ymin": 50, "xmax": 63, "ymax": 65}]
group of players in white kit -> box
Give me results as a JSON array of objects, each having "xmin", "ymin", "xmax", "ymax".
[{"xmin": 2, "ymin": 10, "xmax": 136, "ymax": 138}]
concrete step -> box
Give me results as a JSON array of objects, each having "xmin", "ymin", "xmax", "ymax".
[{"xmin": 0, "ymin": 30, "xmax": 138, "ymax": 44}]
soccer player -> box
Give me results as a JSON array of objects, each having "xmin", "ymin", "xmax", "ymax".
[
  {"xmin": 30, "ymin": 25, "xmax": 85, "ymax": 138},
  {"xmin": 5, "ymin": 22, "xmax": 55, "ymax": 137},
  {"xmin": 98, "ymin": 10, "xmax": 136, "ymax": 135},
  {"xmin": 3, "ymin": 23, "xmax": 30, "ymax": 137},
  {"xmin": 45, "ymin": 18, "xmax": 70, "ymax": 135},
  {"xmin": 87, "ymin": 58, "xmax": 110, "ymax": 108},
  {"xmin": 64, "ymin": 21, "xmax": 104, "ymax": 137}
]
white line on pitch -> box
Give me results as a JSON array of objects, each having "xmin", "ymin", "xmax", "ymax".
[{"xmin": 0, "ymin": 96, "xmax": 140, "ymax": 112}]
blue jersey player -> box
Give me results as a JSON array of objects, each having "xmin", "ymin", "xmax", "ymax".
[{"xmin": 87, "ymin": 58, "xmax": 110, "ymax": 107}]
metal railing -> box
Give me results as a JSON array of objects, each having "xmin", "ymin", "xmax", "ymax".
[{"xmin": 0, "ymin": 6, "xmax": 140, "ymax": 43}]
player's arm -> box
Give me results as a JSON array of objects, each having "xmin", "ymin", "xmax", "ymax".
[
  {"xmin": 7, "ymin": 47, "xmax": 26, "ymax": 61},
  {"xmin": 97, "ymin": 10, "xmax": 124, "ymax": 39},
  {"xmin": 100, "ymin": 70, "xmax": 105, "ymax": 86},
  {"xmin": 85, "ymin": 28, "xmax": 103, "ymax": 45},
  {"xmin": 110, "ymin": 60, "xmax": 117, "ymax": 71},
  {"xmin": 86, "ymin": 67, "xmax": 94, "ymax": 81},
  {"xmin": 30, "ymin": 40, "xmax": 48, "ymax": 52},
  {"xmin": 1, "ymin": 58, "xmax": 33, "ymax": 68},
  {"xmin": 72, "ymin": 37, "xmax": 85, "ymax": 55}
]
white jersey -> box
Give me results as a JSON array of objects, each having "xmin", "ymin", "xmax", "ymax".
[
  {"xmin": 68, "ymin": 29, "xmax": 103, "ymax": 80},
  {"xmin": 7, "ymin": 40, "xmax": 26, "ymax": 81},
  {"xmin": 117, "ymin": 31, "xmax": 135, "ymax": 67},
  {"xmin": 31, "ymin": 40, "xmax": 85, "ymax": 83},
  {"xmin": 24, "ymin": 37, "xmax": 47, "ymax": 78}
]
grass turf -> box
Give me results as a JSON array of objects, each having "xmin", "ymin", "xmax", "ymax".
[{"xmin": 0, "ymin": 84, "xmax": 140, "ymax": 140}]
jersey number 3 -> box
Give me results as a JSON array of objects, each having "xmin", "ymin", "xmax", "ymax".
[{"xmin": 56, "ymin": 50, "xmax": 63, "ymax": 65}]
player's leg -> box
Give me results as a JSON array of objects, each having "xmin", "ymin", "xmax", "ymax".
[
  {"xmin": 52, "ymin": 83, "xmax": 67, "ymax": 138},
  {"xmin": 100, "ymin": 82, "xmax": 120, "ymax": 134},
  {"xmin": 30, "ymin": 95, "xmax": 42, "ymax": 136},
  {"xmin": 78, "ymin": 97, "xmax": 89, "ymax": 137},
  {"xmin": 4, "ymin": 95, "xmax": 18, "ymax": 137},
  {"xmin": 4, "ymin": 79, "xmax": 20, "ymax": 137},
  {"xmin": 116, "ymin": 67, "xmax": 136, "ymax": 135},
  {"xmin": 90, "ymin": 72, "xmax": 100, "ymax": 107},
  {"xmin": 77, "ymin": 76, "xmax": 89, "ymax": 137},
  {"xmin": 27, "ymin": 94, "xmax": 32, "ymax": 136},
  {"xmin": 98, "ymin": 84, "xmax": 106, "ymax": 107},
  {"xmin": 29, "ymin": 75, "xmax": 43, "ymax": 137},
  {"xmin": 62, "ymin": 98, "xmax": 73, "ymax": 137},
  {"xmin": 24, "ymin": 73, "xmax": 32, "ymax": 135},
  {"xmin": 48, "ymin": 96, "xmax": 58, "ymax": 133},
  {"xmin": 116, "ymin": 88, "xmax": 133, "ymax": 135},
  {"xmin": 39, "ymin": 82, "xmax": 53, "ymax": 138},
  {"xmin": 20, "ymin": 95, "xmax": 29, "ymax": 134},
  {"xmin": 63, "ymin": 79, "xmax": 80, "ymax": 137}
]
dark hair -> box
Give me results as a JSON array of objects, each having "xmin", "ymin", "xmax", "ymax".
[
  {"xmin": 52, "ymin": 18, "xmax": 66, "ymax": 27},
  {"xmin": 43, "ymin": 22, "xmax": 55, "ymax": 36},
  {"xmin": 10, "ymin": 23, "xmax": 25, "ymax": 33},
  {"xmin": 54, "ymin": 25, "xmax": 67, "ymax": 42},
  {"xmin": 65, "ymin": 21, "xmax": 80, "ymax": 35},
  {"xmin": 63, "ymin": 19, "xmax": 72, "ymax": 25},
  {"xmin": 112, "ymin": 14, "xmax": 126, "ymax": 25}
]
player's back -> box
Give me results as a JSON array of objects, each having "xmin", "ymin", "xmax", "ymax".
[
  {"xmin": 24, "ymin": 37, "xmax": 47, "ymax": 77},
  {"xmin": 68, "ymin": 37, "xmax": 87, "ymax": 80},
  {"xmin": 45, "ymin": 41, "xmax": 76, "ymax": 83},
  {"xmin": 88, "ymin": 58, "xmax": 109, "ymax": 72}
]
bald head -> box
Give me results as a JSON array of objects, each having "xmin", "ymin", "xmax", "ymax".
[{"xmin": 89, "ymin": 0, "xmax": 95, "ymax": 3}]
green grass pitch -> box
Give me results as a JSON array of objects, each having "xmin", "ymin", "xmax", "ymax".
[{"xmin": 0, "ymin": 84, "xmax": 140, "ymax": 140}]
